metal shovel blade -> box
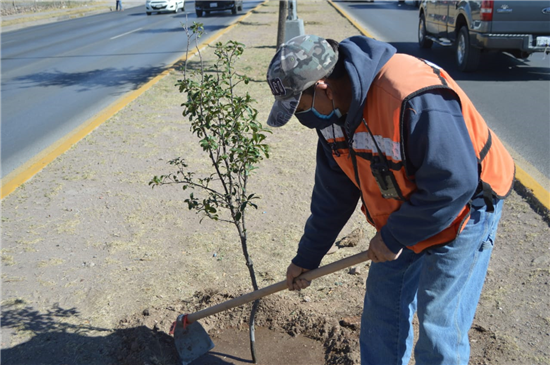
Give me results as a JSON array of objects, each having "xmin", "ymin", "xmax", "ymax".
[{"xmin": 174, "ymin": 318, "xmax": 214, "ymax": 365}]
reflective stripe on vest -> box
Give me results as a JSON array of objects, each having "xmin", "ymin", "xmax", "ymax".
[{"xmin": 321, "ymin": 128, "xmax": 402, "ymax": 161}]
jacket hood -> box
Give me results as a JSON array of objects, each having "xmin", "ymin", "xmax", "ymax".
[{"xmin": 339, "ymin": 36, "xmax": 396, "ymax": 133}]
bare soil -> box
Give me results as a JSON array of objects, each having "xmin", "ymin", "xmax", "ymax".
[{"xmin": 2, "ymin": 1, "xmax": 549, "ymax": 364}]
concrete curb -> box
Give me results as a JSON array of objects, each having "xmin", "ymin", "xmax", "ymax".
[{"xmin": 514, "ymin": 166, "xmax": 550, "ymax": 221}]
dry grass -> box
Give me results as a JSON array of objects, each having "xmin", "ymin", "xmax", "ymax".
[
  {"xmin": 1, "ymin": 2, "xmax": 110, "ymax": 26},
  {"xmin": 37, "ymin": 258, "xmax": 65, "ymax": 268}
]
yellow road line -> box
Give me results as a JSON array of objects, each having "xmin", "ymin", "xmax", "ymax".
[
  {"xmin": 328, "ymin": 0, "xmax": 375, "ymax": 39},
  {"xmin": 515, "ymin": 165, "xmax": 550, "ymax": 210},
  {"xmin": 1, "ymin": 2, "xmax": 266, "ymax": 200}
]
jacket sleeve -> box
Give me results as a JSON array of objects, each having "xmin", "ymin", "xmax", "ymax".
[
  {"xmin": 292, "ymin": 136, "xmax": 361, "ymax": 270},
  {"xmin": 381, "ymin": 89, "xmax": 479, "ymax": 254}
]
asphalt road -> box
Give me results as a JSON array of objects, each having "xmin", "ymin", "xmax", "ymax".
[
  {"xmin": 0, "ymin": 1, "xmax": 262, "ymax": 179},
  {"xmin": 334, "ymin": 0, "xmax": 550, "ymax": 181}
]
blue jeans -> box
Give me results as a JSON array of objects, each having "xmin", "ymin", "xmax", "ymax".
[{"xmin": 360, "ymin": 198, "xmax": 503, "ymax": 365}]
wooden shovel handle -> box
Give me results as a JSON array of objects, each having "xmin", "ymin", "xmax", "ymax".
[{"xmin": 187, "ymin": 250, "xmax": 370, "ymax": 323}]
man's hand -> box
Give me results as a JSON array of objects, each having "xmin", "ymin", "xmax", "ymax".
[
  {"xmin": 367, "ymin": 231, "xmax": 403, "ymax": 263},
  {"xmin": 286, "ymin": 263, "xmax": 311, "ymax": 291}
]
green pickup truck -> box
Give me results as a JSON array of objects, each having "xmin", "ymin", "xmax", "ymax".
[{"xmin": 418, "ymin": 1, "xmax": 550, "ymax": 71}]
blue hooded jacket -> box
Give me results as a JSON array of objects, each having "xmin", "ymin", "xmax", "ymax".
[{"xmin": 292, "ymin": 36, "xmax": 479, "ymax": 270}]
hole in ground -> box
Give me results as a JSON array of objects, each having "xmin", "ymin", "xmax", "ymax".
[{"xmin": 191, "ymin": 327, "xmax": 324, "ymax": 364}]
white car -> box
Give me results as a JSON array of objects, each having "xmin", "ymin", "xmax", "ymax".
[{"xmin": 146, "ymin": 0, "xmax": 184, "ymax": 15}]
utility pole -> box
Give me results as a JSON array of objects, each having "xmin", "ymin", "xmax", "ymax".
[
  {"xmin": 284, "ymin": 0, "xmax": 305, "ymax": 42},
  {"xmin": 276, "ymin": 1, "xmax": 288, "ymax": 49},
  {"xmin": 287, "ymin": 0, "xmax": 297, "ymax": 20}
]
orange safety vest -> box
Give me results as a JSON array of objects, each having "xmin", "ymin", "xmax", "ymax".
[{"xmin": 320, "ymin": 54, "xmax": 514, "ymax": 253}]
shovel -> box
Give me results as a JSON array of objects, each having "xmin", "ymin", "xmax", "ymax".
[{"xmin": 170, "ymin": 250, "xmax": 370, "ymax": 365}]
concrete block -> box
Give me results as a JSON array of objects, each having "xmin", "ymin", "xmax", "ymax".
[{"xmin": 284, "ymin": 19, "xmax": 305, "ymax": 42}]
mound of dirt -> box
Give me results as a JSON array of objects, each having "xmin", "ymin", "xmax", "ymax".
[{"xmin": 115, "ymin": 289, "xmax": 362, "ymax": 365}]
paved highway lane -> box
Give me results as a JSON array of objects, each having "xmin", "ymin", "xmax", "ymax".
[
  {"xmin": 333, "ymin": 1, "xmax": 550, "ymax": 182},
  {"xmin": 1, "ymin": 1, "xmax": 262, "ymax": 180}
]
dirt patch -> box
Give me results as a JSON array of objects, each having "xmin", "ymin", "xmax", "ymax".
[
  {"xmin": 114, "ymin": 286, "xmax": 365, "ymax": 365},
  {"xmin": 1, "ymin": 1, "xmax": 549, "ymax": 364}
]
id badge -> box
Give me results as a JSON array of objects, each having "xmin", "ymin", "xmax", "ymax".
[{"xmin": 370, "ymin": 160, "xmax": 402, "ymax": 200}]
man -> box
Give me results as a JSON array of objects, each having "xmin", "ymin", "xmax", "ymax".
[{"xmin": 265, "ymin": 34, "xmax": 514, "ymax": 364}]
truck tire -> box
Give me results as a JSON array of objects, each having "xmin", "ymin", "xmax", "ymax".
[
  {"xmin": 456, "ymin": 26, "xmax": 480, "ymax": 72},
  {"xmin": 418, "ymin": 13, "xmax": 433, "ymax": 49}
]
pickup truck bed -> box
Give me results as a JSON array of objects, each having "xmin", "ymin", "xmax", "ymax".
[{"xmin": 418, "ymin": 1, "xmax": 550, "ymax": 71}]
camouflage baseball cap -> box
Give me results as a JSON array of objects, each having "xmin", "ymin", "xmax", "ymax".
[{"xmin": 266, "ymin": 35, "xmax": 338, "ymax": 127}]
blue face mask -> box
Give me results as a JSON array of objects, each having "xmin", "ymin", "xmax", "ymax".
[{"xmin": 295, "ymin": 88, "xmax": 343, "ymax": 129}]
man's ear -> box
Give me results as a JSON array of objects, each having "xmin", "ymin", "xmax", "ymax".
[
  {"xmin": 317, "ymin": 79, "xmax": 333, "ymax": 101},
  {"xmin": 316, "ymin": 79, "xmax": 329, "ymax": 89}
]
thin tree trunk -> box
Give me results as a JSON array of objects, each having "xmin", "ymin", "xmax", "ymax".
[
  {"xmin": 237, "ymin": 226, "xmax": 260, "ymax": 362},
  {"xmin": 249, "ymin": 299, "xmax": 260, "ymax": 363}
]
